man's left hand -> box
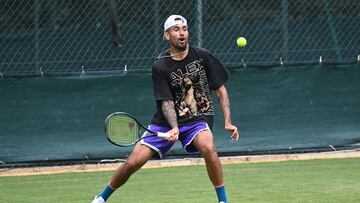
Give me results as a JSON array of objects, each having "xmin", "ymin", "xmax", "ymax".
[{"xmin": 225, "ymin": 123, "xmax": 239, "ymax": 141}]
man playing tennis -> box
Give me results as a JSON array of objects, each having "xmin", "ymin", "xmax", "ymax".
[{"xmin": 92, "ymin": 15, "xmax": 239, "ymax": 203}]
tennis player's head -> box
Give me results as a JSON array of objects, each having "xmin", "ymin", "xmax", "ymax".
[{"xmin": 163, "ymin": 15, "xmax": 188, "ymax": 51}]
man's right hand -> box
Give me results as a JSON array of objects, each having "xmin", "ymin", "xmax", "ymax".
[{"xmin": 166, "ymin": 127, "xmax": 179, "ymax": 142}]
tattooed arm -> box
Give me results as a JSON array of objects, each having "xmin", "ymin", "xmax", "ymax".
[
  {"xmin": 215, "ymin": 85, "xmax": 239, "ymax": 141},
  {"xmin": 161, "ymin": 100, "xmax": 179, "ymax": 142}
]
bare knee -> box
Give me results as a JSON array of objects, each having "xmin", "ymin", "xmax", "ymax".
[
  {"xmin": 123, "ymin": 159, "xmax": 145, "ymax": 173},
  {"xmin": 122, "ymin": 143, "xmax": 154, "ymax": 172},
  {"xmin": 193, "ymin": 132, "xmax": 218, "ymax": 157},
  {"xmin": 199, "ymin": 142, "xmax": 218, "ymax": 158}
]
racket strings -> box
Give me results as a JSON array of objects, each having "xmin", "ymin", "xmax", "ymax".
[{"xmin": 107, "ymin": 115, "xmax": 140, "ymax": 145}]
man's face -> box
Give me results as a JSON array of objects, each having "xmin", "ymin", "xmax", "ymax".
[{"xmin": 164, "ymin": 23, "xmax": 189, "ymax": 50}]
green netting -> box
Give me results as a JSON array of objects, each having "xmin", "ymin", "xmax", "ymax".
[
  {"xmin": 0, "ymin": 64, "xmax": 359, "ymax": 164},
  {"xmin": 0, "ymin": 0, "xmax": 359, "ymax": 76}
]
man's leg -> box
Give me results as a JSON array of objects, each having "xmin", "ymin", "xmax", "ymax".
[
  {"xmin": 94, "ymin": 143, "xmax": 155, "ymax": 202},
  {"xmin": 109, "ymin": 143, "xmax": 155, "ymax": 188},
  {"xmin": 192, "ymin": 131, "xmax": 228, "ymax": 203}
]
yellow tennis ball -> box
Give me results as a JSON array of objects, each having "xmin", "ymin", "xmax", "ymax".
[{"xmin": 236, "ymin": 37, "xmax": 247, "ymax": 48}]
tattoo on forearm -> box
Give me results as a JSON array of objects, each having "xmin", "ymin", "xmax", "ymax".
[
  {"xmin": 162, "ymin": 100, "xmax": 178, "ymax": 128},
  {"xmin": 217, "ymin": 88, "xmax": 231, "ymax": 123}
]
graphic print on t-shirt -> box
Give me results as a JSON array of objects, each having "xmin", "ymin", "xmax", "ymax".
[{"xmin": 170, "ymin": 59, "xmax": 214, "ymax": 119}]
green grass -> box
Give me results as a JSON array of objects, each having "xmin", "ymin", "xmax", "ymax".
[{"xmin": 0, "ymin": 158, "xmax": 359, "ymax": 203}]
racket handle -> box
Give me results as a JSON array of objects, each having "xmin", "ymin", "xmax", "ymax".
[{"xmin": 157, "ymin": 132, "xmax": 171, "ymax": 138}]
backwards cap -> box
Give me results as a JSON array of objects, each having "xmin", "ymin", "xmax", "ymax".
[{"xmin": 163, "ymin": 15, "xmax": 187, "ymax": 32}]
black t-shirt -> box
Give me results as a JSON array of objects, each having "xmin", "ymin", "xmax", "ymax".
[{"xmin": 150, "ymin": 46, "xmax": 229, "ymax": 128}]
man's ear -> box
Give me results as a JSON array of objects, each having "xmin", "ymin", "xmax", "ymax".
[{"xmin": 163, "ymin": 32, "xmax": 170, "ymax": 41}]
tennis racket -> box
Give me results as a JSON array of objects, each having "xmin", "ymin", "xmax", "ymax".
[{"xmin": 104, "ymin": 112, "xmax": 170, "ymax": 147}]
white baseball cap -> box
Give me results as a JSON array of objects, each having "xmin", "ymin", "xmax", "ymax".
[{"xmin": 163, "ymin": 15, "xmax": 187, "ymax": 32}]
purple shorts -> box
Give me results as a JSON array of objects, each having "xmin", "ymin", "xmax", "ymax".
[{"xmin": 140, "ymin": 121, "xmax": 211, "ymax": 159}]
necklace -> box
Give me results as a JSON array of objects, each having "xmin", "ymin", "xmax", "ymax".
[{"xmin": 157, "ymin": 47, "xmax": 189, "ymax": 59}]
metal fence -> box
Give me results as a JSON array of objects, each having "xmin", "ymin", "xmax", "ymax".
[{"xmin": 1, "ymin": 0, "xmax": 359, "ymax": 76}]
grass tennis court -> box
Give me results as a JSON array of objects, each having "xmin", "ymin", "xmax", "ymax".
[{"xmin": 1, "ymin": 157, "xmax": 359, "ymax": 202}]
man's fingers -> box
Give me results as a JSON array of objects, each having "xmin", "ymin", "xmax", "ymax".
[
  {"xmin": 231, "ymin": 128, "xmax": 239, "ymax": 141},
  {"xmin": 166, "ymin": 134, "xmax": 179, "ymax": 142}
]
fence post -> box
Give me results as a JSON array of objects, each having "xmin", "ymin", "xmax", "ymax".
[
  {"xmin": 281, "ymin": 0, "xmax": 289, "ymax": 61},
  {"xmin": 324, "ymin": 0, "xmax": 341, "ymax": 60},
  {"xmin": 195, "ymin": 0, "xmax": 203, "ymax": 48},
  {"xmin": 33, "ymin": 0, "xmax": 40, "ymax": 74},
  {"xmin": 153, "ymin": 0, "xmax": 160, "ymax": 55}
]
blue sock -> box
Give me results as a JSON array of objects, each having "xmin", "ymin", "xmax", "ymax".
[
  {"xmin": 99, "ymin": 185, "xmax": 115, "ymax": 201},
  {"xmin": 215, "ymin": 185, "xmax": 228, "ymax": 203}
]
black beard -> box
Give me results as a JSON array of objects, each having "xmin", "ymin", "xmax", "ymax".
[
  {"xmin": 171, "ymin": 40, "xmax": 188, "ymax": 51},
  {"xmin": 177, "ymin": 45, "xmax": 187, "ymax": 51}
]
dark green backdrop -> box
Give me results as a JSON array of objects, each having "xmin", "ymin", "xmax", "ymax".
[{"xmin": 0, "ymin": 64, "xmax": 359, "ymax": 163}]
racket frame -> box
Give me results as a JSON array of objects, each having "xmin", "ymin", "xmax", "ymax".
[{"xmin": 104, "ymin": 112, "xmax": 169, "ymax": 147}]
